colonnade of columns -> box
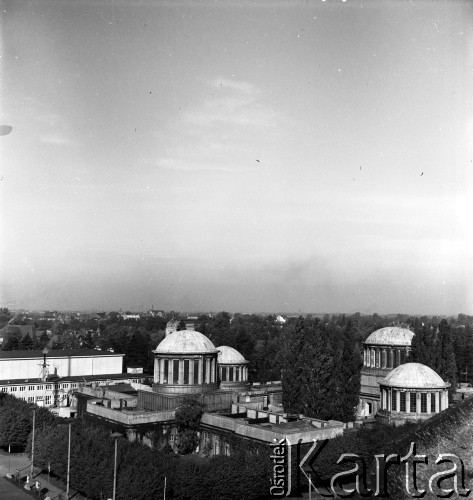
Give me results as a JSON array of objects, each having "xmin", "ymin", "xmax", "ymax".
[
  {"xmin": 219, "ymin": 364, "xmax": 248, "ymax": 383},
  {"xmin": 379, "ymin": 386, "xmax": 449, "ymax": 414},
  {"xmin": 154, "ymin": 355, "xmax": 218, "ymax": 385},
  {"xmin": 363, "ymin": 345, "xmax": 410, "ymax": 369}
]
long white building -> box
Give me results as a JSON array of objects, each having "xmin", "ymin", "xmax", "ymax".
[
  {"xmin": 0, "ymin": 348, "xmax": 123, "ymax": 380},
  {"xmin": 0, "ymin": 349, "xmax": 146, "ymax": 417}
]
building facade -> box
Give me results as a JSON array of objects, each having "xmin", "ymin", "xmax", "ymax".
[
  {"xmin": 152, "ymin": 327, "xmax": 220, "ymax": 395},
  {"xmin": 376, "ymin": 362, "xmax": 450, "ymax": 425},
  {"xmin": 216, "ymin": 345, "xmax": 250, "ymax": 391},
  {"xmin": 358, "ymin": 327, "xmax": 414, "ymax": 418}
]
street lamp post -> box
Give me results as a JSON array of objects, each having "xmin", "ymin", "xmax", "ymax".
[
  {"xmin": 30, "ymin": 409, "xmax": 36, "ymax": 482},
  {"xmin": 111, "ymin": 432, "xmax": 122, "ymax": 500},
  {"xmin": 66, "ymin": 423, "xmax": 71, "ymax": 499}
]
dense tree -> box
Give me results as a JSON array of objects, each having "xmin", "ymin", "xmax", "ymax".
[
  {"xmin": 410, "ymin": 324, "xmax": 436, "ymax": 366},
  {"xmin": 124, "ymin": 329, "xmax": 152, "ymax": 371},
  {"xmin": 81, "ymin": 330, "xmax": 95, "ymax": 349},
  {"xmin": 337, "ymin": 320, "xmax": 363, "ymax": 421},
  {"xmin": 174, "ymin": 398, "xmax": 205, "ymax": 455},
  {"xmin": 282, "ymin": 318, "xmax": 335, "ymax": 419},
  {"xmin": 435, "ymin": 319, "xmax": 457, "ymax": 398},
  {"xmin": 1, "ymin": 330, "xmax": 21, "ymax": 351},
  {"xmin": 0, "ymin": 393, "xmax": 58, "ymax": 450},
  {"xmin": 18, "ymin": 333, "xmax": 34, "ymax": 350}
]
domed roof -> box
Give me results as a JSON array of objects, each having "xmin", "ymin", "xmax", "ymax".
[
  {"xmin": 154, "ymin": 330, "xmax": 218, "ymax": 355},
  {"xmin": 217, "ymin": 346, "xmax": 247, "ymax": 364},
  {"xmin": 365, "ymin": 327, "xmax": 414, "ymax": 347},
  {"xmin": 380, "ymin": 363, "xmax": 449, "ymax": 389}
]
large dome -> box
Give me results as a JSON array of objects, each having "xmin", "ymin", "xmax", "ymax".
[
  {"xmin": 155, "ymin": 330, "xmax": 218, "ymax": 355},
  {"xmin": 217, "ymin": 346, "xmax": 247, "ymax": 364},
  {"xmin": 365, "ymin": 327, "xmax": 414, "ymax": 347},
  {"xmin": 381, "ymin": 363, "xmax": 449, "ymax": 389}
]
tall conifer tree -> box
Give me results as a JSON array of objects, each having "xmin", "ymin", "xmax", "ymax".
[{"xmin": 337, "ymin": 320, "xmax": 362, "ymax": 422}]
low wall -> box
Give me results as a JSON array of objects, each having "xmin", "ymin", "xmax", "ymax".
[{"xmin": 86, "ymin": 402, "xmax": 174, "ymax": 426}]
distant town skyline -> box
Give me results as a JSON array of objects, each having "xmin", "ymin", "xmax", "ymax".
[{"xmin": 1, "ymin": 1, "xmax": 472, "ymax": 315}]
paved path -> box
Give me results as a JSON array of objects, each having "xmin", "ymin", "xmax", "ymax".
[
  {"xmin": 0, "ymin": 450, "xmax": 87, "ymax": 500},
  {"xmin": 0, "ymin": 476, "xmax": 33, "ymax": 499}
]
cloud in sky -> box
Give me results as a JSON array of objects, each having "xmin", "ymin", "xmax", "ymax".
[{"xmin": 154, "ymin": 77, "xmax": 283, "ymax": 173}]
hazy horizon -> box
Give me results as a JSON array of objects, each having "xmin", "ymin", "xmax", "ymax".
[{"xmin": 1, "ymin": 1, "xmax": 472, "ymax": 315}]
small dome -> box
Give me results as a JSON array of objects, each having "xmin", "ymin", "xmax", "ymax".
[
  {"xmin": 381, "ymin": 363, "xmax": 449, "ymax": 389},
  {"xmin": 155, "ymin": 330, "xmax": 218, "ymax": 355},
  {"xmin": 217, "ymin": 346, "xmax": 247, "ymax": 364},
  {"xmin": 365, "ymin": 327, "xmax": 414, "ymax": 347}
]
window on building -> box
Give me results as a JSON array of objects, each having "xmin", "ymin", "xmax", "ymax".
[
  {"xmin": 1, "ymin": 387, "xmax": 6, "ymax": 393},
  {"xmin": 420, "ymin": 393, "xmax": 427, "ymax": 413},
  {"xmin": 37, "ymin": 385, "xmax": 44, "ymax": 390},
  {"xmin": 202, "ymin": 358, "xmax": 207, "ymax": 384},
  {"xmin": 163, "ymin": 359, "xmax": 169, "ymax": 384},
  {"xmin": 431, "ymin": 393, "xmax": 436, "ymax": 413},
  {"xmin": 19, "ymin": 397, "xmax": 26, "ymax": 401},
  {"xmin": 10, "ymin": 387, "xmax": 17, "ymax": 392},
  {"xmin": 19, "ymin": 386, "xmax": 26, "ymax": 391},
  {"xmin": 224, "ymin": 443, "xmax": 230, "ymax": 456},
  {"xmin": 235, "ymin": 368, "xmax": 239, "ymax": 382},
  {"xmin": 45, "ymin": 396, "xmax": 52, "ymax": 405},
  {"xmin": 173, "ymin": 360, "xmax": 179, "ymax": 384},
  {"xmin": 62, "ymin": 384, "xmax": 68, "ymax": 389},
  {"xmin": 46, "ymin": 384, "xmax": 52, "ymax": 390},
  {"xmin": 229, "ymin": 367, "xmax": 234, "ymax": 382},
  {"xmin": 193, "ymin": 360, "xmax": 199, "ymax": 384},
  {"xmin": 400, "ymin": 392, "xmax": 406, "ymax": 412},
  {"xmin": 222, "ymin": 367, "xmax": 227, "ymax": 382},
  {"xmin": 28, "ymin": 397, "xmax": 35, "ymax": 403},
  {"xmin": 410, "ymin": 393, "xmax": 417, "ymax": 413},
  {"xmin": 183, "ymin": 359, "xmax": 189, "ymax": 384},
  {"xmin": 391, "ymin": 390, "xmax": 397, "ymax": 411},
  {"xmin": 71, "ymin": 383, "xmax": 77, "ymax": 388}
]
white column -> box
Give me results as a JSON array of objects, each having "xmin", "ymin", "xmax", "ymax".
[
  {"xmin": 396, "ymin": 390, "xmax": 401, "ymax": 412},
  {"xmin": 416, "ymin": 392, "xmax": 420, "ymax": 414},
  {"xmin": 159, "ymin": 358, "xmax": 164, "ymax": 384},
  {"xmin": 427, "ymin": 393, "xmax": 431, "ymax": 414},
  {"xmin": 169, "ymin": 359, "xmax": 174, "ymax": 384},
  {"xmin": 199, "ymin": 358, "xmax": 203, "ymax": 384},
  {"xmin": 189, "ymin": 359, "xmax": 194, "ymax": 385}
]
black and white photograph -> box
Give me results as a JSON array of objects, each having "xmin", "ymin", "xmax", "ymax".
[{"xmin": 0, "ymin": 1, "xmax": 472, "ymax": 498}]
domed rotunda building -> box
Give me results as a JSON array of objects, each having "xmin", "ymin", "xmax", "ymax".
[
  {"xmin": 358, "ymin": 326, "xmax": 414, "ymax": 418},
  {"xmin": 377, "ymin": 363, "xmax": 450, "ymax": 426},
  {"xmin": 152, "ymin": 327, "xmax": 219, "ymax": 395},
  {"xmin": 217, "ymin": 346, "xmax": 250, "ymax": 392}
]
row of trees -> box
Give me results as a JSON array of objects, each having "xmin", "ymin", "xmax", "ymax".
[
  {"xmin": 0, "ymin": 393, "xmax": 270, "ymax": 499},
  {"xmin": 281, "ymin": 317, "xmax": 362, "ymax": 421},
  {"xmin": 0, "ymin": 393, "xmax": 58, "ymax": 450},
  {"xmin": 409, "ymin": 319, "xmax": 457, "ymax": 396}
]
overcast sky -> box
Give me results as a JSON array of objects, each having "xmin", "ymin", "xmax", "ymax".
[{"xmin": 1, "ymin": 0, "xmax": 472, "ymax": 315}]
